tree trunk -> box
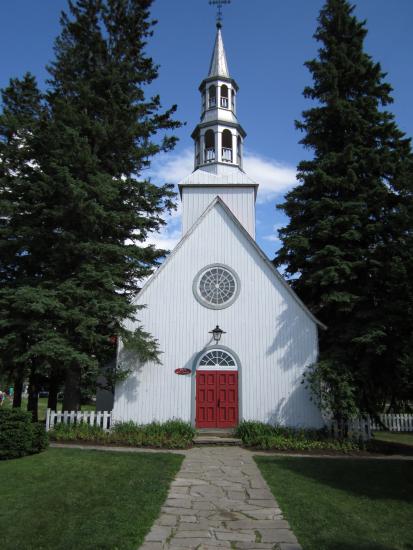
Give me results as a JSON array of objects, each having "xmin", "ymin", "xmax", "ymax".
[
  {"xmin": 27, "ymin": 369, "xmax": 39, "ymax": 422},
  {"xmin": 12, "ymin": 376, "xmax": 23, "ymax": 408},
  {"xmin": 62, "ymin": 364, "xmax": 81, "ymax": 411},
  {"xmin": 47, "ymin": 374, "xmax": 59, "ymax": 411}
]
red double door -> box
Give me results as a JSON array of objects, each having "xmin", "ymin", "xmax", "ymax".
[{"xmin": 196, "ymin": 370, "xmax": 238, "ymax": 429}]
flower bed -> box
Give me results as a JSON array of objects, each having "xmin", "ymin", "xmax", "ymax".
[
  {"xmin": 49, "ymin": 419, "xmax": 195, "ymax": 449},
  {"xmin": 235, "ymin": 421, "xmax": 361, "ymax": 452}
]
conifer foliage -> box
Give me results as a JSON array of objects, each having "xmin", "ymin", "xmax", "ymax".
[
  {"xmin": 276, "ymin": 0, "xmax": 413, "ymax": 417},
  {"xmin": 0, "ymin": 0, "xmax": 181, "ymax": 411}
]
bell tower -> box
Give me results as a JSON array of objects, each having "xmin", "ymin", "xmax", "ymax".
[
  {"xmin": 179, "ymin": 11, "xmax": 258, "ymax": 238},
  {"xmin": 192, "ymin": 22, "xmax": 246, "ymax": 171}
]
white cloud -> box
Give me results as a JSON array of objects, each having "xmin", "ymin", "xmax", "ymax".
[
  {"xmin": 148, "ymin": 148, "xmax": 193, "ymax": 185},
  {"xmin": 262, "ymin": 234, "xmax": 280, "ymax": 242},
  {"xmin": 146, "ymin": 227, "xmax": 181, "ymax": 252},
  {"xmin": 149, "ymin": 147, "xmax": 297, "ymax": 203},
  {"xmin": 244, "ymin": 153, "xmax": 297, "ymax": 203},
  {"xmin": 262, "ymin": 223, "xmax": 285, "ymax": 243}
]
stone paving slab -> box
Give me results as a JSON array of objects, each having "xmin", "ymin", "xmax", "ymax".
[{"xmin": 140, "ymin": 446, "xmax": 302, "ymax": 550}]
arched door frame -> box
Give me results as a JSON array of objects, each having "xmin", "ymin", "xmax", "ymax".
[{"xmin": 191, "ymin": 345, "xmax": 242, "ymax": 428}]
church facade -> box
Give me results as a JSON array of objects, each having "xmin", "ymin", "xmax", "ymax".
[{"xmin": 112, "ymin": 25, "xmax": 324, "ymax": 429}]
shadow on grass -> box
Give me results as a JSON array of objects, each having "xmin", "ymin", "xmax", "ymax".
[
  {"xmin": 259, "ymin": 457, "xmax": 413, "ymax": 503},
  {"xmin": 369, "ymin": 439, "xmax": 413, "ymax": 456}
]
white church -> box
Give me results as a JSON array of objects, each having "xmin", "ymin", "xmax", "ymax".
[{"xmin": 112, "ymin": 23, "xmax": 324, "ymax": 430}]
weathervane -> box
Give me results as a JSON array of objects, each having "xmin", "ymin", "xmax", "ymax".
[{"xmin": 209, "ymin": 0, "xmax": 231, "ymax": 28}]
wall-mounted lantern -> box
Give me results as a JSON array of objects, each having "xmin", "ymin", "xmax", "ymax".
[{"xmin": 209, "ymin": 325, "xmax": 226, "ymax": 343}]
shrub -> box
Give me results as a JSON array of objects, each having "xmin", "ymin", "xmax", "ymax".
[
  {"xmin": 110, "ymin": 419, "xmax": 195, "ymax": 449},
  {"xmin": 31, "ymin": 423, "xmax": 49, "ymax": 453},
  {"xmin": 235, "ymin": 420, "xmax": 361, "ymax": 452},
  {"xmin": 51, "ymin": 423, "xmax": 108, "ymax": 443},
  {"xmin": 0, "ymin": 409, "xmax": 48, "ymax": 460},
  {"xmin": 49, "ymin": 419, "xmax": 195, "ymax": 449}
]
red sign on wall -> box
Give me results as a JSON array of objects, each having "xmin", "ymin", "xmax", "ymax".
[{"xmin": 174, "ymin": 368, "xmax": 192, "ymax": 375}]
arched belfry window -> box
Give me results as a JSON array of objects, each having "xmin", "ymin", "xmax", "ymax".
[
  {"xmin": 222, "ymin": 129, "xmax": 233, "ymax": 163},
  {"xmin": 220, "ymin": 85, "xmax": 229, "ymax": 108},
  {"xmin": 208, "ymin": 85, "xmax": 216, "ymax": 108},
  {"xmin": 237, "ymin": 135, "xmax": 242, "ymax": 166},
  {"xmin": 204, "ymin": 130, "xmax": 215, "ymax": 163}
]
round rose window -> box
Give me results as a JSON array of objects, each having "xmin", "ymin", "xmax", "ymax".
[{"xmin": 193, "ymin": 264, "xmax": 240, "ymax": 309}]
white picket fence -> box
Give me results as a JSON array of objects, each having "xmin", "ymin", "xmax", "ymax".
[
  {"xmin": 45, "ymin": 408, "xmax": 112, "ymax": 432},
  {"xmin": 330, "ymin": 417, "xmax": 372, "ymax": 441},
  {"xmin": 329, "ymin": 413, "xmax": 413, "ymax": 441},
  {"xmin": 369, "ymin": 413, "xmax": 413, "ymax": 432}
]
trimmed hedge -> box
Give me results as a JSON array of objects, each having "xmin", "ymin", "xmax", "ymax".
[
  {"xmin": 235, "ymin": 421, "xmax": 361, "ymax": 452},
  {"xmin": 50, "ymin": 419, "xmax": 195, "ymax": 449},
  {"xmin": 0, "ymin": 409, "xmax": 49, "ymax": 460}
]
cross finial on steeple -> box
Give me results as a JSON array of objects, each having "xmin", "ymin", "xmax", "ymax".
[{"xmin": 209, "ymin": 0, "xmax": 231, "ymax": 28}]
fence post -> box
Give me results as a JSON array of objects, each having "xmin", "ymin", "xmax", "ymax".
[{"xmin": 45, "ymin": 408, "xmax": 50, "ymax": 432}]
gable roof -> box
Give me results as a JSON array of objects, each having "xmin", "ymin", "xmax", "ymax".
[
  {"xmin": 136, "ymin": 197, "xmax": 326, "ymax": 329},
  {"xmin": 178, "ymin": 165, "xmax": 258, "ymax": 188}
]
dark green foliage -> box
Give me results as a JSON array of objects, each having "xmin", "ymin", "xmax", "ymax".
[
  {"xmin": 50, "ymin": 419, "xmax": 195, "ymax": 449},
  {"xmin": 275, "ymin": 0, "xmax": 413, "ymax": 417},
  {"xmin": 0, "ymin": 409, "xmax": 48, "ymax": 459},
  {"xmin": 0, "ymin": 0, "xmax": 181, "ymax": 409},
  {"xmin": 235, "ymin": 421, "xmax": 360, "ymax": 452},
  {"xmin": 31, "ymin": 423, "xmax": 50, "ymax": 453},
  {"xmin": 50, "ymin": 422, "xmax": 108, "ymax": 442},
  {"xmin": 110, "ymin": 419, "xmax": 195, "ymax": 448}
]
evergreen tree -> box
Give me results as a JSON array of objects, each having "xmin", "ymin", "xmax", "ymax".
[
  {"xmin": 275, "ymin": 0, "xmax": 413, "ymax": 417},
  {"xmin": 0, "ymin": 74, "xmax": 52, "ymax": 418},
  {"xmin": 41, "ymin": 0, "xmax": 181, "ymax": 410},
  {"xmin": 0, "ymin": 0, "xmax": 181, "ymax": 411}
]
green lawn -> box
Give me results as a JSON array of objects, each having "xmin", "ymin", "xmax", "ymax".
[
  {"xmin": 256, "ymin": 456, "xmax": 413, "ymax": 550},
  {"xmin": 373, "ymin": 431, "xmax": 413, "ymax": 447},
  {"xmin": 0, "ymin": 448, "xmax": 183, "ymax": 550}
]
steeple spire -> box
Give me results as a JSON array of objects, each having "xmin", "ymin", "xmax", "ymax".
[
  {"xmin": 191, "ymin": 20, "xmax": 246, "ymax": 173},
  {"xmin": 208, "ymin": 26, "xmax": 230, "ymax": 78}
]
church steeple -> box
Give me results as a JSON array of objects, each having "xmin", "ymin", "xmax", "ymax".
[
  {"xmin": 208, "ymin": 26, "xmax": 229, "ymax": 78},
  {"xmin": 191, "ymin": 24, "xmax": 246, "ymax": 172}
]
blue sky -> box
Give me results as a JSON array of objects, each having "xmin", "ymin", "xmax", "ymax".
[{"xmin": 1, "ymin": 0, "xmax": 412, "ymax": 258}]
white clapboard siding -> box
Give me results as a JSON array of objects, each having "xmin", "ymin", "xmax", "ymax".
[
  {"xmin": 182, "ymin": 186, "xmax": 256, "ymax": 237},
  {"xmin": 45, "ymin": 408, "xmax": 112, "ymax": 431},
  {"xmin": 369, "ymin": 413, "xmax": 413, "ymax": 432},
  {"xmin": 113, "ymin": 199, "xmax": 324, "ymax": 429}
]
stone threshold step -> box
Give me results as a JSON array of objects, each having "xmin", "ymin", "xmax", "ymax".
[
  {"xmin": 196, "ymin": 429, "xmax": 236, "ymax": 437},
  {"xmin": 193, "ymin": 436, "xmax": 242, "ymax": 446}
]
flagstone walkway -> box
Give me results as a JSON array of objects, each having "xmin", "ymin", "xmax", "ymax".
[{"xmin": 140, "ymin": 446, "xmax": 301, "ymax": 550}]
